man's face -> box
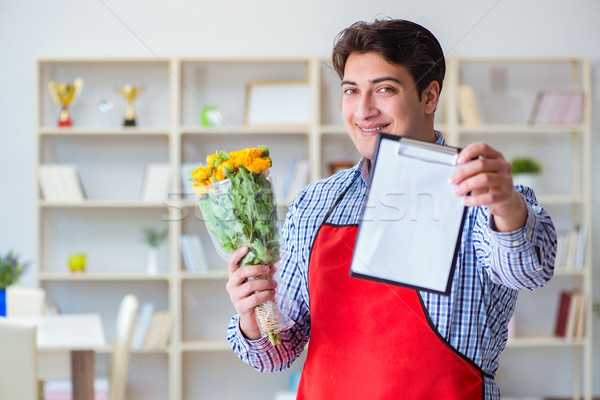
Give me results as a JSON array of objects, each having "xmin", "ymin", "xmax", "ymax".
[{"xmin": 341, "ymin": 52, "xmax": 438, "ymax": 160}]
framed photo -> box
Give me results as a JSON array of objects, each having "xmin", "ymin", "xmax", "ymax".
[
  {"xmin": 244, "ymin": 81, "xmax": 311, "ymax": 126},
  {"xmin": 329, "ymin": 161, "xmax": 355, "ymax": 175}
]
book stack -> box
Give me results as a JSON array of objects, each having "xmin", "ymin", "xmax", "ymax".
[
  {"xmin": 180, "ymin": 234, "xmax": 211, "ymax": 272},
  {"xmin": 529, "ymin": 91, "xmax": 584, "ymax": 125},
  {"xmin": 554, "ymin": 227, "xmax": 587, "ymax": 271},
  {"xmin": 38, "ymin": 164, "xmax": 85, "ymax": 202},
  {"xmin": 141, "ymin": 164, "xmax": 171, "ymax": 203},
  {"xmin": 554, "ymin": 290, "xmax": 587, "ymax": 339},
  {"xmin": 131, "ymin": 303, "xmax": 172, "ymax": 350}
]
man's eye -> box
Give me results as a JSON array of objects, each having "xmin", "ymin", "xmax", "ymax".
[
  {"xmin": 378, "ymin": 87, "xmax": 394, "ymax": 93},
  {"xmin": 343, "ymin": 88, "xmax": 356, "ymax": 95}
]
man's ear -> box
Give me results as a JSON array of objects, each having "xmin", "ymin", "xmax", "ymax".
[{"xmin": 422, "ymin": 81, "xmax": 441, "ymax": 115}]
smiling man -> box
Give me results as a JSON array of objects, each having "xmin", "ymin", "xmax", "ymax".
[{"xmin": 225, "ymin": 18, "xmax": 557, "ymax": 399}]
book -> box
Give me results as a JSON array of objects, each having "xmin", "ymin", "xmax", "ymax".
[
  {"xmin": 180, "ymin": 163, "xmax": 197, "ymax": 199},
  {"xmin": 141, "ymin": 164, "xmax": 171, "ymax": 202},
  {"xmin": 565, "ymin": 291, "xmax": 582, "ymax": 339},
  {"xmin": 529, "ymin": 91, "xmax": 584, "ymax": 125},
  {"xmin": 283, "ymin": 158, "xmax": 310, "ymax": 204},
  {"xmin": 553, "ymin": 230, "xmax": 570, "ymax": 270},
  {"xmin": 131, "ymin": 302, "xmax": 155, "ymax": 350},
  {"xmin": 190, "ymin": 235, "xmax": 211, "ymax": 272},
  {"xmin": 457, "ymin": 85, "xmax": 481, "ymax": 126},
  {"xmin": 38, "ymin": 164, "xmax": 85, "ymax": 202},
  {"xmin": 142, "ymin": 310, "xmax": 171, "ymax": 348},
  {"xmin": 573, "ymin": 226, "xmax": 587, "ymax": 269},
  {"xmin": 180, "ymin": 234, "xmax": 211, "ymax": 272},
  {"xmin": 554, "ymin": 291, "xmax": 572, "ymax": 337},
  {"xmin": 180, "ymin": 234, "xmax": 198, "ymax": 272},
  {"xmin": 573, "ymin": 292, "xmax": 587, "ymax": 338},
  {"xmin": 564, "ymin": 229, "xmax": 580, "ymax": 270}
]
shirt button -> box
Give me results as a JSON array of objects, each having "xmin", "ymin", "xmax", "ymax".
[
  {"xmin": 512, "ymin": 240, "xmax": 521, "ymax": 246},
  {"xmin": 526, "ymin": 231, "xmax": 532, "ymax": 240}
]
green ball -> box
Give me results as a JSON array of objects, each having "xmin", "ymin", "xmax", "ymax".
[{"xmin": 201, "ymin": 106, "xmax": 223, "ymax": 126}]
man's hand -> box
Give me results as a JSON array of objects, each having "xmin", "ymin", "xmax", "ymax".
[
  {"xmin": 450, "ymin": 142, "xmax": 527, "ymax": 232},
  {"xmin": 225, "ymin": 246, "xmax": 277, "ymax": 340}
]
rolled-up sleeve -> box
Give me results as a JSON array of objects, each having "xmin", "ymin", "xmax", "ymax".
[{"xmin": 473, "ymin": 186, "xmax": 557, "ymax": 290}]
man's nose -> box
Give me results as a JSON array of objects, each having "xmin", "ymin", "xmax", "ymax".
[{"xmin": 355, "ymin": 93, "xmax": 378, "ymax": 120}]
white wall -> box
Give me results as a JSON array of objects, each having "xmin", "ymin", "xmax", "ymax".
[{"xmin": 1, "ymin": 0, "xmax": 599, "ymax": 395}]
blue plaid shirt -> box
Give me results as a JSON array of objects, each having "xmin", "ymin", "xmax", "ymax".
[{"xmin": 228, "ymin": 133, "xmax": 557, "ymax": 399}]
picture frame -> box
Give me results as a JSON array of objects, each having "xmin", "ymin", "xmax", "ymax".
[{"xmin": 244, "ymin": 81, "xmax": 311, "ymax": 126}]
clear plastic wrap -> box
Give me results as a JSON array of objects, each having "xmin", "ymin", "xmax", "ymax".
[{"xmin": 191, "ymin": 147, "xmax": 289, "ymax": 346}]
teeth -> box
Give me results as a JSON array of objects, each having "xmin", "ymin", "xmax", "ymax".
[{"xmin": 361, "ymin": 126, "xmax": 384, "ymax": 132}]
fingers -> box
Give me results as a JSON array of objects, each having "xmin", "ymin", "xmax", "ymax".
[
  {"xmin": 228, "ymin": 246, "xmax": 249, "ymax": 274},
  {"xmin": 226, "ymin": 247, "xmax": 278, "ymax": 319},
  {"xmin": 456, "ymin": 142, "xmax": 502, "ymax": 164},
  {"xmin": 449, "ymin": 142, "xmax": 516, "ymax": 208}
]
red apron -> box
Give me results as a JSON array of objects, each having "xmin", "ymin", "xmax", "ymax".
[{"xmin": 296, "ymin": 184, "xmax": 486, "ymax": 399}]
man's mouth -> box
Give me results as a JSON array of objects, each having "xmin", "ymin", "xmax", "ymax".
[{"xmin": 357, "ymin": 124, "xmax": 390, "ymax": 135}]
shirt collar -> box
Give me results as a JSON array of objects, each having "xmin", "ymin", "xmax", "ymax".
[{"xmin": 358, "ymin": 130, "xmax": 446, "ymax": 184}]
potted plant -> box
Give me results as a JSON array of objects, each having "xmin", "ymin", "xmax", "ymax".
[
  {"xmin": 0, "ymin": 250, "xmax": 29, "ymax": 316},
  {"xmin": 142, "ymin": 227, "xmax": 168, "ymax": 275},
  {"xmin": 510, "ymin": 156, "xmax": 543, "ymax": 189}
]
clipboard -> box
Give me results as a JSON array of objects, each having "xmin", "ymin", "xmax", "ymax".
[{"xmin": 349, "ymin": 134, "xmax": 467, "ymax": 295}]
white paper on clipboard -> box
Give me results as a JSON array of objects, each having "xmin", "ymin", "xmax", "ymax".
[{"xmin": 350, "ymin": 134, "xmax": 466, "ymax": 295}]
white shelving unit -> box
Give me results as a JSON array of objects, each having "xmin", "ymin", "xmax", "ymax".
[{"xmin": 34, "ymin": 56, "xmax": 592, "ymax": 400}]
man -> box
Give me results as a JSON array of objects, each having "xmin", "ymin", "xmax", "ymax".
[{"xmin": 226, "ymin": 19, "xmax": 556, "ymax": 399}]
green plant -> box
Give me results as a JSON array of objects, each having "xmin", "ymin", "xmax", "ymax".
[
  {"xmin": 510, "ymin": 157, "xmax": 542, "ymax": 175},
  {"xmin": 142, "ymin": 227, "xmax": 168, "ymax": 248},
  {"xmin": 0, "ymin": 250, "xmax": 29, "ymax": 289}
]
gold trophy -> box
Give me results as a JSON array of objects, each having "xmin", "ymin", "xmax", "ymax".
[
  {"xmin": 116, "ymin": 84, "xmax": 144, "ymax": 127},
  {"xmin": 48, "ymin": 78, "xmax": 84, "ymax": 127}
]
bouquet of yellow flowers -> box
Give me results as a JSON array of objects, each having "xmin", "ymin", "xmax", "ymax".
[{"xmin": 190, "ymin": 145, "xmax": 285, "ymax": 346}]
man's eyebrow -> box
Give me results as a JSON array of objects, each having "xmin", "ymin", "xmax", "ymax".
[
  {"xmin": 341, "ymin": 77, "xmax": 401, "ymax": 86},
  {"xmin": 372, "ymin": 77, "xmax": 401, "ymax": 84}
]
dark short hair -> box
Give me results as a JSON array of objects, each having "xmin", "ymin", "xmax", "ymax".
[{"xmin": 332, "ymin": 18, "xmax": 446, "ymax": 98}]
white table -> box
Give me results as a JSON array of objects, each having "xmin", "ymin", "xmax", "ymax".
[{"xmin": 10, "ymin": 314, "xmax": 106, "ymax": 400}]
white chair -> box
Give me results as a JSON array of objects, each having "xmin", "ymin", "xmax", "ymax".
[
  {"xmin": 0, "ymin": 319, "xmax": 38, "ymax": 400},
  {"xmin": 107, "ymin": 294, "xmax": 139, "ymax": 400},
  {"xmin": 6, "ymin": 286, "xmax": 47, "ymax": 316},
  {"xmin": 42, "ymin": 294, "xmax": 139, "ymax": 400}
]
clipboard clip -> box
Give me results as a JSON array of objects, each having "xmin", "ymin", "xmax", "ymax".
[{"xmin": 396, "ymin": 137, "xmax": 459, "ymax": 166}]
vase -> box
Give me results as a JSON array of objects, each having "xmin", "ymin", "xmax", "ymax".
[
  {"xmin": 513, "ymin": 173, "xmax": 541, "ymax": 191},
  {"xmin": 0, "ymin": 288, "xmax": 6, "ymax": 316},
  {"xmin": 146, "ymin": 247, "xmax": 159, "ymax": 275}
]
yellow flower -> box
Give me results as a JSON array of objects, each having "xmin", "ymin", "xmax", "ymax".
[
  {"xmin": 246, "ymin": 157, "xmax": 272, "ymax": 174},
  {"xmin": 206, "ymin": 153, "xmax": 219, "ymax": 168},
  {"xmin": 192, "ymin": 166, "xmax": 212, "ymax": 184}
]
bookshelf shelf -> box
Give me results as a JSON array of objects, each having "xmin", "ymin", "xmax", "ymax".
[
  {"xmin": 180, "ymin": 270, "xmax": 229, "ymax": 280},
  {"xmin": 506, "ymin": 336, "xmax": 587, "ymax": 348},
  {"xmin": 90, "ymin": 345, "xmax": 171, "ymax": 355},
  {"xmin": 457, "ymin": 124, "xmax": 584, "ymax": 134},
  {"xmin": 38, "ymin": 271, "xmax": 171, "ymax": 281},
  {"xmin": 180, "ymin": 126, "xmax": 309, "ymax": 135},
  {"xmin": 39, "ymin": 127, "xmax": 170, "ymax": 136},
  {"xmin": 38, "ymin": 200, "xmax": 168, "ymax": 208},
  {"xmin": 181, "ymin": 339, "xmax": 231, "ymax": 352}
]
